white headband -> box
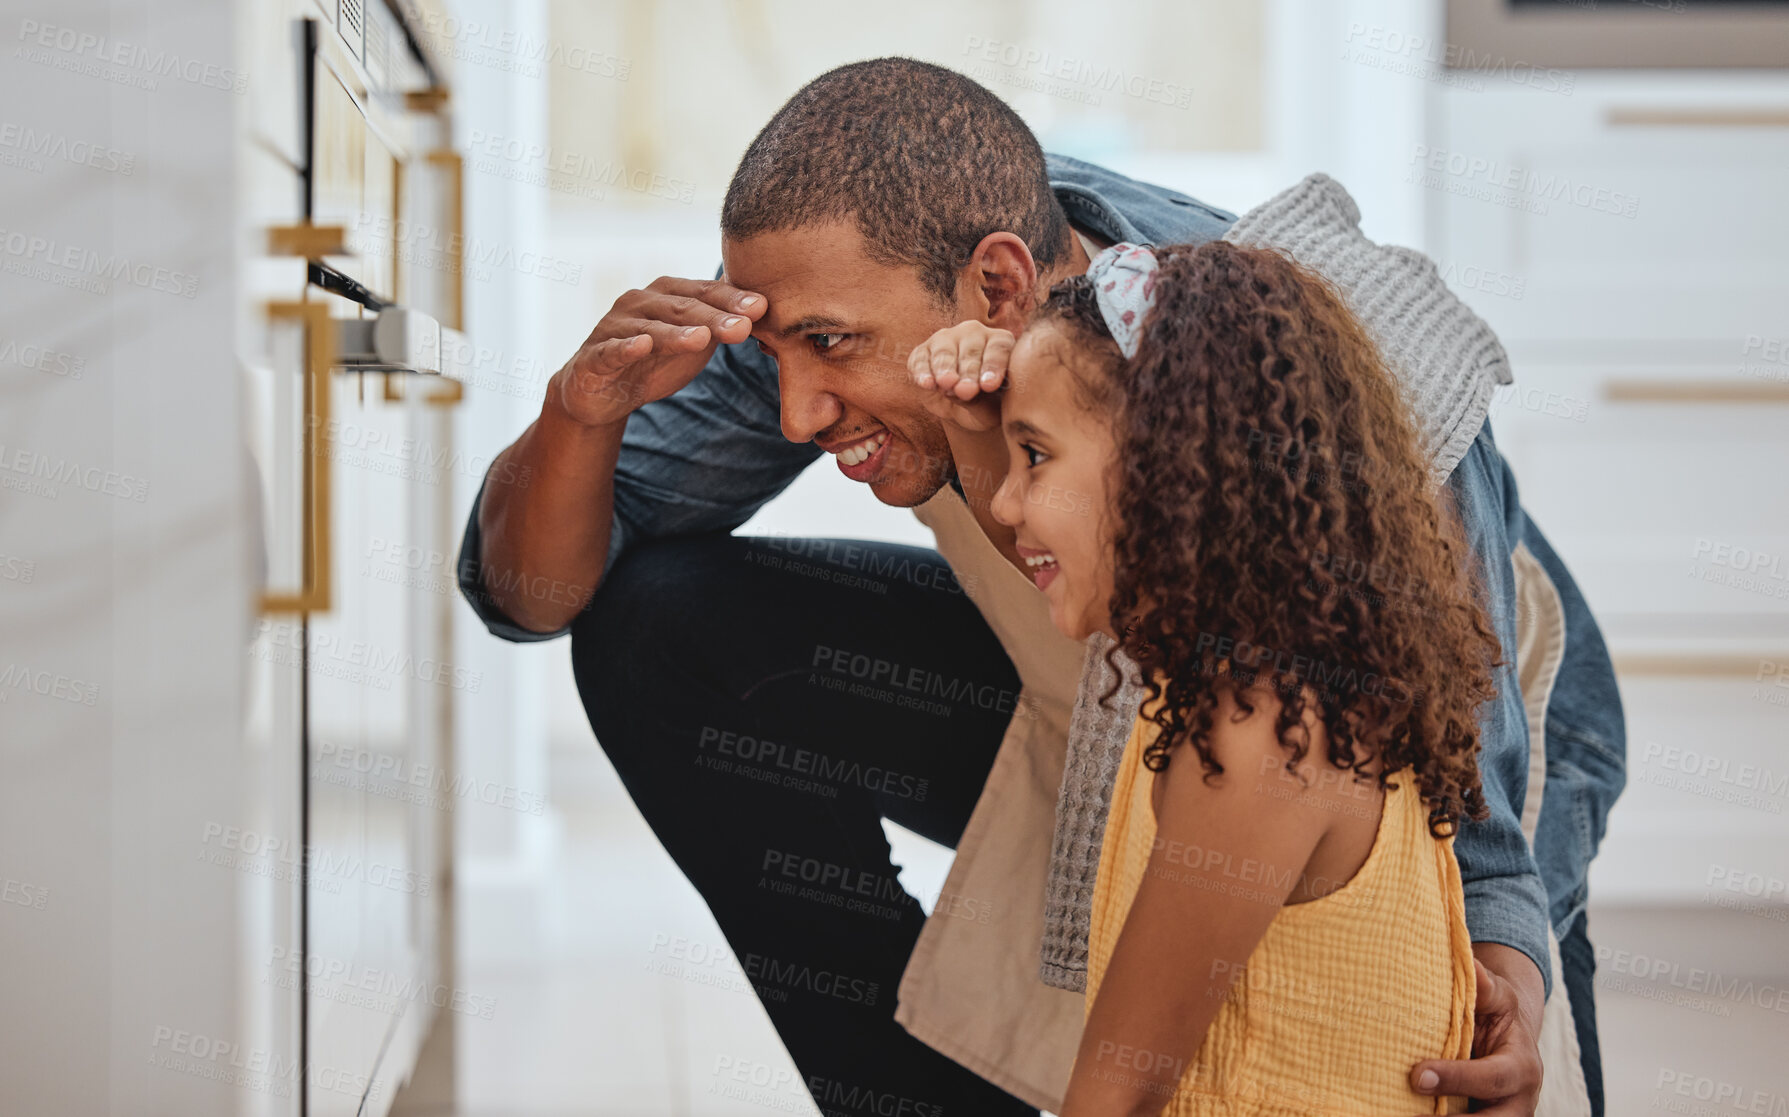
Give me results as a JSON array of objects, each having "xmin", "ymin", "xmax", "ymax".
[{"xmin": 1087, "ymin": 241, "xmax": 1160, "ymax": 358}]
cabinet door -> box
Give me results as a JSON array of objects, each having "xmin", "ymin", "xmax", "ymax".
[
  {"xmin": 301, "ymin": 22, "xmax": 456, "ymax": 1117},
  {"xmin": 303, "ymin": 368, "xmax": 458, "ymax": 1117},
  {"xmin": 1433, "ymin": 77, "xmax": 1789, "ymax": 904},
  {"xmin": 300, "ymin": 295, "xmax": 369, "ymax": 1117}
]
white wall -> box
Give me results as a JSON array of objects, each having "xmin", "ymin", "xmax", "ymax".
[{"xmin": 447, "ymin": 0, "xmax": 565, "ymax": 968}]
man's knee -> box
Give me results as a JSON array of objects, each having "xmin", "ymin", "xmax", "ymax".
[{"xmin": 571, "ymin": 534, "xmax": 746, "ymax": 744}]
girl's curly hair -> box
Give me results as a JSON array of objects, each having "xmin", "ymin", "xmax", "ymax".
[{"xmin": 1036, "ymin": 241, "xmax": 1500, "ymax": 837}]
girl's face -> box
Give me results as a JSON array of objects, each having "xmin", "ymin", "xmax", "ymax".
[{"xmin": 991, "ymin": 319, "xmax": 1120, "ymax": 643}]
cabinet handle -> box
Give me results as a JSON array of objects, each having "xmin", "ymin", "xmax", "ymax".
[
  {"xmin": 267, "ymin": 223, "xmax": 349, "ymax": 259},
  {"xmin": 1604, "ymin": 379, "xmax": 1789, "ymax": 403},
  {"xmin": 428, "ymin": 326, "xmax": 470, "ymax": 407},
  {"xmin": 1605, "ymin": 108, "xmax": 1789, "ymax": 129},
  {"xmin": 338, "ymin": 306, "xmax": 466, "ymax": 407},
  {"xmin": 261, "ymin": 301, "xmax": 336, "ymax": 615},
  {"xmin": 376, "ymin": 371, "xmax": 464, "ymax": 407},
  {"xmin": 425, "ymin": 151, "xmax": 464, "ymax": 332},
  {"xmin": 1615, "ymin": 653, "xmax": 1789, "ymax": 677},
  {"xmin": 423, "ymin": 376, "xmax": 464, "ymax": 407},
  {"xmin": 405, "ymin": 88, "xmax": 450, "ymax": 114}
]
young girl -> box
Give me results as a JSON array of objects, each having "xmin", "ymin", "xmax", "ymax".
[{"xmin": 909, "ymin": 241, "xmax": 1502, "ymax": 1114}]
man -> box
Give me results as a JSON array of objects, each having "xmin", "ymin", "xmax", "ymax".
[{"xmin": 460, "ymin": 58, "xmax": 1625, "ymax": 1115}]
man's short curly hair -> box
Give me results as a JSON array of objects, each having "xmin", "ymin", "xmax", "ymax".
[{"xmin": 721, "ymin": 57, "xmax": 1070, "ymax": 307}]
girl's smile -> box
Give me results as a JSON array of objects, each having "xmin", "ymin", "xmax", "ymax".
[
  {"xmin": 1015, "ymin": 542, "xmax": 1060, "ymax": 591},
  {"xmin": 990, "ymin": 321, "xmax": 1120, "ymax": 642}
]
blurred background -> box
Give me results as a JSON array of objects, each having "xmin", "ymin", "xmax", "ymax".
[{"xmin": 3, "ymin": 0, "xmax": 1787, "ymax": 1114}]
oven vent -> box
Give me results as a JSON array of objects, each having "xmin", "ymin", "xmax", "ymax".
[{"xmin": 338, "ymin": 0, "xmax": 364, "ymax": 58}]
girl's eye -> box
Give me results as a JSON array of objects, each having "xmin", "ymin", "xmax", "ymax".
[
  {"xmin": 1022, "ymin": 443, "xmax": 1048, "ymax": 469},
  {"xmin": 810, "ymin": 333, "xmax": 847, "ymax": 354}
]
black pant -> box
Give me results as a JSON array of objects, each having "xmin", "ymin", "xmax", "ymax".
[
  {"xmin": 1559, "ymin": 912, "xmax": 1604, "ymax": 1115},
  {"xmin": 573, "ymin": 533, "xmax": 1039, "ymax": 1117}
]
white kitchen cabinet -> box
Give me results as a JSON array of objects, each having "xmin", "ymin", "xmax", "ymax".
[
  {"xmin": 246, "ymin": 2, "xmax": 464, "ymax": 1114},
  {"xmin": 0, "ymin": 0, "xmax": 466, "ymax": 1113},
  {"xmin": 1430, "ymin": 73, "xmax": 1789, "ymax": 907}
]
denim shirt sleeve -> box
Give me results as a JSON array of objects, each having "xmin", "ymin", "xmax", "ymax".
[
  {"xmin": 456, "ymin": 334, "xmax": 819, "ymax": 643},
  {"xmin": 1446, "ymin": 424, "xmax": 1554, "ymax": 997}
]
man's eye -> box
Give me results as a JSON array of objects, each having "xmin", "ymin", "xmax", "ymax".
[{"xmin": 810, "ymin": 333, "xmax": 847, "ymax": 354}]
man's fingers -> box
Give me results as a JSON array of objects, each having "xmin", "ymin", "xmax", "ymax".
[
  {"xmin": 626, "ymin": 281, "xmax": 759, "ymax": 344},
  {"xmin": 576, "ymin": 333, "xmax": 651, "ymax": 375},
  {"xmin": 629, "ymin": 296, "xmax": 753, "ymax": 344},
  {"xmin": 607, "ymin": 317, "xmax": 714, "ymax": 354},
  {"xmin": 1472, "ymin": 957, "xmax": 1514, "ymax": 1016},
  {"xmin": 645, "ymin": 274, "xmax": 764, "ymax": 318},
  {"xmin": 1404, "ymin": 957, "xmax": 1540, "ymax": 1114},
  {"xmin": 1409, "ymin": 1051, "xmax": 1528, "ymax": 1100},
  {"xmin": 1405, "ymin": 1099, "xmax": 1529, "ymax": 1117}
]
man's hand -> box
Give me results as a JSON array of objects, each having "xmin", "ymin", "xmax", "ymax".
[
  {"xmin": 1409, "ymin": 944, "xmax": 1546, "ymax": 1114},
  {"xmin": 550, "ymin": 276, "xmax": 765, "ymax": 430},
  {"xmin": 906, "ymin": 321, "xmax": 1015, "ymax": 434},
  {"xmin": 473, "ymin": 276, "xmax": 764, "ymax": 633}
]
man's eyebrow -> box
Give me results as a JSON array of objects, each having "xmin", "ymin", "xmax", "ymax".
[{"xmin": 773, "ymin": 314, "xmax": 852, "ymax": 338}]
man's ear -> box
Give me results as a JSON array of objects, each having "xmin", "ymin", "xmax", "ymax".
[{"xmin": 962, "ymin": 233, "xmax": 1038, "ymax": 332}]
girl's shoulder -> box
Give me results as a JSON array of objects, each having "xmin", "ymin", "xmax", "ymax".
[{"xmin": 1142, "ymin": 682, "xmax": 1384, "ymax": 823}]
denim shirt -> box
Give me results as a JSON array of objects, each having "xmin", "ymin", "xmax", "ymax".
[{"xmin": 458, "ymin": 152, "xmax": 1626, "ymax": 995}]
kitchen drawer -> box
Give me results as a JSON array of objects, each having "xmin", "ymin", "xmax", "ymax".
[
  {"xmin": 1591, "ymin": 674, "xmax": 1789, "ymax": 907},
  {"xmin": 1489, "ymin": 362, "xmax": 1789, "ymax": 628},
  {"xmin": 1433, "ymin": 76, "xmax": 1789, "ymax": 354}
]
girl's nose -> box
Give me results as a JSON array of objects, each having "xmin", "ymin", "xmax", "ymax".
[{"xmin": 991, "ymin": 466, "xmax": 1024, "ymax": 528}]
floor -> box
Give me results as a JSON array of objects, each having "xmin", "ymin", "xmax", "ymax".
[{"xmin": 406, "ymin": 737, "xmax": 1789, "ymax": 1117}]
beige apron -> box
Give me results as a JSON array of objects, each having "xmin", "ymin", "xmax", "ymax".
[
  {"xmin": 892, "ymin": 488, "xmax": 1585, "ymax": 1115},
  {"xmin": 894, "ymin": 486, "xmax": 1086, "ymax": 1106}
]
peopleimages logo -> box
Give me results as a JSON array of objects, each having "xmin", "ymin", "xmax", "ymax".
[
  {"xmin": 466, "ymin": 129, "xmax": 695, "ymax": 204},
  {"xmin": 0, "ymin": 441, "xmax": 150, "ymax": 503},
  {"xmin": 0, "ymin": 337, "xmax": 85, "ymax": 379},
  {"xmin": 15, "ymin": 20, "xmax": 248, "ymax": 94},
  {"xmin": 1343, "ymin": 23, "xmax": 1574, "ymax": 95},
  {"xmin": 962, "ymin": 35, "xmax": 1197, "ymax": 109},
  {"xmin": 1407, "ymin": 145, "xmax": 1639, "ymax": 219},
  {"xmin": 0, "ymin": 662, "xmax": 100, "ymax": 707},
  {"xmin": 0, "ymin": 122, "xmax": 135, "ymax": 175},
  {"xmin": 351, "ymin": 214, "xmax": 582, "ymax": 286},
  {"xmin": 0, "ymin": 227, "xmax": 199, "ymax": 298}
]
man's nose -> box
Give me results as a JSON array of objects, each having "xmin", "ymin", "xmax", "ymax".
[
  {"xmin": 778, "ymin": 360, "xmax": 844, "ymax": 444},
  {"xmin": 991, "ymin": 464, "xmax": 1024, "ymax": 528}
]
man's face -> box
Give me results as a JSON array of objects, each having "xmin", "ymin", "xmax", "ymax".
[{"xmin": 721, "ymin": 221, "xmax": 965, "ymax": 508}]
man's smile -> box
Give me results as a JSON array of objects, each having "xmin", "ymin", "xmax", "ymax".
[{"xmin": 820, "ymin": 428, "xmax": 891, "ymax": 481}]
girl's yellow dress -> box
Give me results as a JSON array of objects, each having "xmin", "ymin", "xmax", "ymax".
[{"xmin": 1085, "ymin": 711, "xmax": 1476, "ymax": 1115}]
